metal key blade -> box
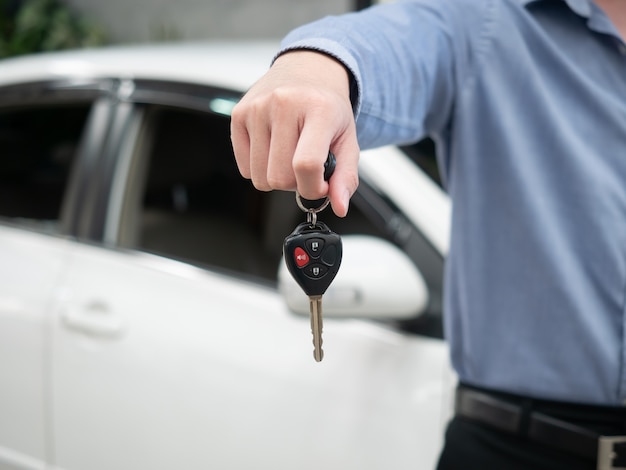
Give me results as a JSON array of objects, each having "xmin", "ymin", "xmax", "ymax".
[{"xmin": 309, "ymin": 295, "xmax": 324, "ymax": 362}]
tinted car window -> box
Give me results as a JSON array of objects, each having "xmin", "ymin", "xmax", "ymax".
[
  {"xmin": 0, "ymin": 104, "xmax": 90, "ymax": 232},
  {"xmin": 137, "ymin": 107, "xmax": 277, "ymax": 277}
]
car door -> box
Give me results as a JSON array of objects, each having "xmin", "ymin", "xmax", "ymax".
[
  {"xmin": 50, "ymin": 81, "xmax": 454, "ymax": 470},
  {"xmin": 0, "ymin": 82, "xmax": 109, "ymax": 470}
]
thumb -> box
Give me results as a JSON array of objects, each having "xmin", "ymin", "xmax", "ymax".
[{"xmin": 328, "ymin": 140, "xmax": 360, "ymax": 218}]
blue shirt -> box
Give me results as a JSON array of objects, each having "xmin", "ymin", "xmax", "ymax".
[{"xmin": 280, "ymin": 0, "xmax": 626, "ymax": 405}]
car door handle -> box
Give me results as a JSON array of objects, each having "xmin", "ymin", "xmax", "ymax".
[{"xmin": 61, "ymin": 301, "xmax": 124, "ymax": 338}]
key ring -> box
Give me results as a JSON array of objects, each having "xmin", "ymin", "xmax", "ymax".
[{"xmin": 296, "ymin": 193, "xmax": 330, "ymax": 226}]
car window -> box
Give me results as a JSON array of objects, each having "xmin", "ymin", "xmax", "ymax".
[
  {"xmin": 118, "ymin": 104, "xmax": 386, "ymax": 282},
  {"xmin": 0, "ymin": 103, "xmax": 91, "ymax": 233}
]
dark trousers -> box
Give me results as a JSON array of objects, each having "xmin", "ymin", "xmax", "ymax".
[
  {"xmin": 436, "ymin": 416, "xmax": 594, "ymax": 470},
  {"xmin": 436, "ymin": 385, "xmax": 626, "ymax": 470}
]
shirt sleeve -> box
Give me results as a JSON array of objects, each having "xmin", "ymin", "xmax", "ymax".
[{"xmin": 277, "ymin": 0, "xmax": 487, "ymax": 150}]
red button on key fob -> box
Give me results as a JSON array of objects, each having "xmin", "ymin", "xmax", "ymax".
[{"xmin": 294, "ymin": 247, "xmax": 309, "ymax": 267}]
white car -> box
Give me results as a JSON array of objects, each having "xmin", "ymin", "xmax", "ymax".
[{"xmin": 0, "ymin": 42, "xmax": 456, "ymax": 470}]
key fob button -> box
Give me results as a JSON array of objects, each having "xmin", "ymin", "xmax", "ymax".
[
  {"xmin": 294, "ymin": 247, "xmax": 310, "ymax": 267},
  {"xmin": 321, "ymin": 245, "xmax": 337, "ymax": 266},
  {"xmin": 305, "ymin": 238, "xmax": 325, "ymax": 258},
  {"xmin": 305, "ymin": 263, "xmax": 328, "ymax": 279}
]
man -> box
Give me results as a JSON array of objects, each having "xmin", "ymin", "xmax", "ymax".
[{"xmin": 230, "ymin": 0, "xmax": 626, "ymax": 468}]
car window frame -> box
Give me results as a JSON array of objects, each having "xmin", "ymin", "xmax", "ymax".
[
  {"xmin": 94, "ymin": 79, "xmax": 243, "ymax": 247},
  {"xmin": 0, "ymin": 79, "xmax": 118, "ymax": 238}
]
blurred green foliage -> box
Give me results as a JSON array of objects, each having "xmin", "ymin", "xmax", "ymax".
[{"xmin": 0, "ymin": 0, "xmax": 106, "ymax": 58}]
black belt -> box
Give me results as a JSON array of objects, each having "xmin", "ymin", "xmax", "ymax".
[{"xmin": 455, "ymin": 386, "xmax": 626, "ymax": 470}]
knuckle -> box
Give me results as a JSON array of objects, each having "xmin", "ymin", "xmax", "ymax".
[
  {"xmin": 230, "ymin": 101, "xmax": 244, "ymax": 121},
  {"xmin": 231, "ymin": 96, "xmax": 255, "ymax": 119},
  {"xmin": 268, "ymin": 89, "xmax": 303, "ymax": 118},
  {"xmin": 270, "ymin": 87, "xmax": 331, "ymax": 115},
  {"xmin": 292, "ymin": 157, "xmax": 320, "ymax": 175},
  {"xmin": 266, "ymin": 174, "xmax": 295, "ymax": 191},
  {"xmin": 233, "ymin": 96, "xmax": 268, "ymax": 124},
  {"xmin": 270, "ymin": 87, "xmax": 296, "ymax": 104}
]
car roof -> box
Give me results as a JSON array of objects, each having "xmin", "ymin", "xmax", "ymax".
[{"xmin": 0, "ymin": 41, "xmax": 279, "ymax": 92}]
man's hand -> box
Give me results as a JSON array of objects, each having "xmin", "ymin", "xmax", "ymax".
[{"xmin": 230, "ymin": 50, "xmax": 359, "ymax": 217}]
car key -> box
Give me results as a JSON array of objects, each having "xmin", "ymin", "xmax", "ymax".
[
  {"xmin": 284, "ymin": 220, "xmax": 342, "ymax": 361},
  {"xmin": 283, "ymin": 152, "xmax": 342, "ymax": 362}
]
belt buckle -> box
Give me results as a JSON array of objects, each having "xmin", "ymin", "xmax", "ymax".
[{"xmin": 598, "ymin": 436, "xmax": 626, "ymax": 470}]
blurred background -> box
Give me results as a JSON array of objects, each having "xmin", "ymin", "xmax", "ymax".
[{"xmin": 0, "ymin": 0, "xmax": 379, "ymax": 58}]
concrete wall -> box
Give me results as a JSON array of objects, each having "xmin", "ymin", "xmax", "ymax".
[{"xmin": 65, "ymin": 0, "xmax": 353, "ymax": 44}]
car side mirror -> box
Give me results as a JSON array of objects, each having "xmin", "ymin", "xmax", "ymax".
[{"xmin": 278, "ymin": 235, "xmax": 429, "ymax": 320}]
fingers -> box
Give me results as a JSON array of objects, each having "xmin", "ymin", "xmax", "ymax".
[
  {"xmin": 230, "ymin": 50, "xmax": 359, "ymax": 217},
  {"xmin": 232, "ymin": 95, "xmax": 359, "ymax": 217},
  {"xmin": 232, "ymin": 87, "xmax": 302, "ymax": 192},
  {"xmin": 329, "ymin": 138, "xmax": 360, "ymax": 218}
]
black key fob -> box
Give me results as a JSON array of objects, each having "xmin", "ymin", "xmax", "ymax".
[{"xmin": 283, "ymin": 221, "xmax": 342, "ymax": 297}]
